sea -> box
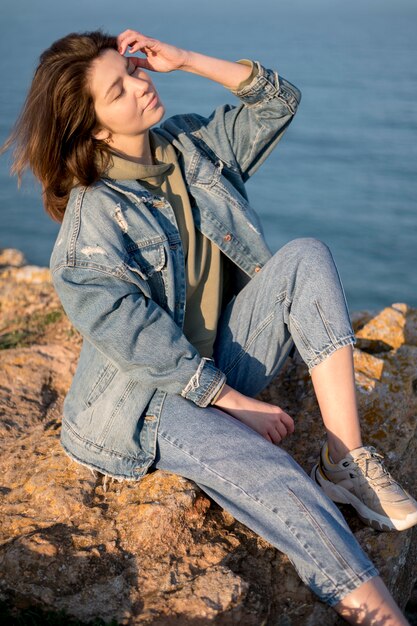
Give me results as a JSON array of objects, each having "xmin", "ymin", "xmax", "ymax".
[{"xmin": 0, "ymin": 0, "xmax": 416, "ymax": 312}]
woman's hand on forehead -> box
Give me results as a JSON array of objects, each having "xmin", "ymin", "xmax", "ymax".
[
  {"xmin": 118, "ymin": 29, "xmax": 256, "ymax": 91},
  {"xmin": 117, "ymin": 29, "xmax": 190, "ymax": 73}
]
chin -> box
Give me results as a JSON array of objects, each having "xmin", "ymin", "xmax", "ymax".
[{"xmin": 155, "ymin": 101, "xmax": 166, "ymax": 120}]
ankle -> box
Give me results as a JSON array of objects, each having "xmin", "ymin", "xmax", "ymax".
[
  {"xmin": 327, "ymin": 447, "xmax": 345, "ymax": 464},
  {"xmin": 327, "ymin": 439, "xmax": 363, "ymax": 464},
  {"xmin": 333, "ymin": 577, "xmax": 410, "ymax": 626}
]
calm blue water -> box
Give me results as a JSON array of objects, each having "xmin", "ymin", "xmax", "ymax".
[{"xmin": 1, "ymin": 0, "xmax": 416, "ymax": 311}]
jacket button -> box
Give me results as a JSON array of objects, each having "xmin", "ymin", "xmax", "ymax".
[
  {"xmin": 224, "ymin": 233, "xmax": 232, "ymax": 242},
  {"xmin": 254, "ymin": 266, "xmax": 261, "ymax": 273}
]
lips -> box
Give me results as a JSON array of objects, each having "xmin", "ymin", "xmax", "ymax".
[{"xmin": 144, "ymin": 94, "xmax": 158, "ymax": 111}]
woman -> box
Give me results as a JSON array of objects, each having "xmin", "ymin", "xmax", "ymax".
[{"xmin": 4, "ymin": 27, "xmax": 416, "ymax": 625}]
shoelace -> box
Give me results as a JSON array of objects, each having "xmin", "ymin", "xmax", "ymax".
[{"xmin": 350, "ymin": 446, "xmax": 396, "ymax": 491}]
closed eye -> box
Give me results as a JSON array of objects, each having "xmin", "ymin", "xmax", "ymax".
[
  {"xmin": 114, "ymin": 60, "xmax": 137, "ymax": 100},
  {"xmin": 113, "ymin": 62, "xmax": 136, "ymax": 100}
]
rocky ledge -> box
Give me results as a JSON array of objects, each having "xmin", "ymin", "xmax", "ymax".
[{"xmin": 1, "ymin": 248, "xmax": 416, "ymax": 625}]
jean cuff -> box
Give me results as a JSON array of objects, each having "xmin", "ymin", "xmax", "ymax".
[
  {"xmin": 326, "ymin": 565, "xmax": 380, "ymax": 608},
  {"xmin": 307, "ymin": 335, "xmax": 356, "ymax": 372}
]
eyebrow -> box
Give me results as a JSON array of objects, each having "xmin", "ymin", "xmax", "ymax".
[{"xmin": 103, "ymin": 57, "xmax": 130, "ymax": 101}]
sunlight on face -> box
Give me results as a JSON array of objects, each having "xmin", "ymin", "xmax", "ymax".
[{"xmin": 89, "ymin": 49, "xmax": 165, "ymax": 155}]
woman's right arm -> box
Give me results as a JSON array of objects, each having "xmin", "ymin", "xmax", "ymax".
[
  {"xmin": 51, "ymin": 262, "xmax": 226, "ymax": 409},
  {"xmin": 52, "ymin": 259, "xmax": 293, "ymax": 440},
  {"xmin": 212, "ymin": 383, "xmax": 295, "ymax": 445}
]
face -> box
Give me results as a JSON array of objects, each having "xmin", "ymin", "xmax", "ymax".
[{"xmin": 89, "ymin": 48, "xmax": 165, "ymax": 153}]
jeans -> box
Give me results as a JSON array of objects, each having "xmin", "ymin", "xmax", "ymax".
[{"xmin": 149, "ymin": 238, "xmax": 379, "ymax": 607}]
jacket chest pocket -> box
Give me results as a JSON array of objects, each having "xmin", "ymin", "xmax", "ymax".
[
  {"xmin": 127, "ymin": 240, "xmax": 168, "ymax": 309},
  {"xmin": 189, "ymin": 151, "xmax": 223, "ymax": 188}
]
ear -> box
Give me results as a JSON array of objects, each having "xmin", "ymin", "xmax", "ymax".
[{"xmin": 92, "ymin": 127, "xmax": 111, "ymax": 142}]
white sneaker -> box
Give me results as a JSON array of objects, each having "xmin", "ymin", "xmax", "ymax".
[{"xmin": 311, "ymin": 441, "xmax": 417, "ymax": 531}]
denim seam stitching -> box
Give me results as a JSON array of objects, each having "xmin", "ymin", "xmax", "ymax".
[
  {"xmin": 288, "ymin": 310, "xmax": 317, "ymax": 361},
  {"xmin": 307, "ymin": 335, "xmax": 356, "ymax": 371},
  {"xmin": 60, "ymin": 443, "xmax": 138, "ymax": 482},
  {"xmin": 157, "ymin": 431, "xmax": 351, "ymax": 595},
  {"xmin": 85, "ymin": 363, "xmax": 117, "ymax": 407},
  {"xmin": 51, "ymin": 264, "xmax": 135, "ymax": 282},
  {"xmin": 314, "ymin": 298, "xmax": 338, "ymax": 343},
  {"xmin": 198, "ymin": 370, "xmax": 224, "ymax": 406},
  {"xmin": 241, "ymin": 123, "xmax": 267, "ymax": 175},
  {"xmin": 326, "ymin": 566, "xmax": 380, "ymax": 608},
  {"xmin": 222, "ymin": 311, "xmax": 275, "ymax": 376},
  {"xmin": 68, "ymin": 187, "xmax": 85, "ymax": 266},
  {"xmin": 222, "ymin": 290, "xmax": 287, "ymax": 377},
  {"xmin": 286, "ymin": 487, "xmax": 360, "ymax": 582},
  {"xmin": 99, "ymin": 379, "xmax": 137, "ymax": 444},
  {"xmin": 62, "ymin": 420, "xmax": 139, "ymax": 461}
]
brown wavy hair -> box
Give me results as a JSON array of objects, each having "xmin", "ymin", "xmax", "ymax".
[{"xmin": 1, "ymin": 31, "xmax": 118, "ymax": 222}]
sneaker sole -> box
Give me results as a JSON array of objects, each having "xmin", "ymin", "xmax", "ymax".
[{"xmin": 310, "ymin": 464, "xmax": 417, "ymax": 532}]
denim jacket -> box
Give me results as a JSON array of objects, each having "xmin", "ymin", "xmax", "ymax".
[{"xmin": 50, "ymin": 61, "xmax": 301, "ymax": 480}]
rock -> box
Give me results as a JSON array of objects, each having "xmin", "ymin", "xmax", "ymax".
[
  {"xmin": 1, "ymin": 249, "xmax": 416, "ymax": 625},
  {"xmin": 405, "ymin": 582, "xmax": 417, "ymax": 625},
  {"xmin": 0, "ymin": 248, "xmax": 26, "ymax": 269},
  {"xmin": 1, "ymin": 264, "xmax": 52, "ymax": 284},
  {"xmin": 259, "ymin": 303, "xmax": 417, "ymax": 623}
]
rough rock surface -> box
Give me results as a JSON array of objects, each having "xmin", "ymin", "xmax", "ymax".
[{"xmin": 1, "ymin": 248, "xmax": 416, "ymax": 625}]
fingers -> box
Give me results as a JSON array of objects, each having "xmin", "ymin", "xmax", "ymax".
[
  {"xmin": 117, "ymin": 29, "xmax": 142, "ymax": 55},
  {"xmin": 117, "ymin": 29, "xmax": 158, "ymax": 56},
  {"xmin": 130, "ymin": 56, "xmax": 151, "ymax": 71},
  {"xmin": 280, "ymin": 411, "xmax": 295, "ymax": 435},
  {"xmin": 269, "ymin": 410, "xmax": 295, "ymax": 445},
  {"xmin": 272, "ymin": 423, "xmax": 287, "ymax": 443}
]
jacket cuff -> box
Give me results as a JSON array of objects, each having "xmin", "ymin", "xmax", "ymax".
[
  {"xmin": 233, "ymin": 59, "xmax": 259, "ymax": 91},
  {"xmin": 209, "ymin": 379, "xmax": 227, "ymax": 405},
  {"xmin": 231, "ymin": 60, "xmax": 301, "ymax": 114},
  {"xmin": 181, "ymin": 357, "xmax": 227, "ymax": 407}
]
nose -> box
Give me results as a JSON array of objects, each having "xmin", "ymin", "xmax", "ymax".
[{"xmin": 126, "ymin": 74, "xmax": 149, "ymax": 97}]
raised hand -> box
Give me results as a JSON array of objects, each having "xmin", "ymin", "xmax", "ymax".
[{"xmin": 117, "ymin": 29, "xmax": 190, "ymax": 73}]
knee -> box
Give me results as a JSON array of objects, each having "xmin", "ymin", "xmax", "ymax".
[
  {"xmin": 285, "ymin": 237, "xmax": 331, "ymax": 256},
  {"xmin": 282, "ymin": 237, "xmax": 333, "ymax": 267}
]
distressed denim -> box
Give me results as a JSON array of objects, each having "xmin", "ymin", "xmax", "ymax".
[
  {"xmin": 149, "ymin": 239, "xmax": 379, "ymax": 607},
  {"xmin": 50, "ymin": 60, "xmax": 303, "ymax": 480}
]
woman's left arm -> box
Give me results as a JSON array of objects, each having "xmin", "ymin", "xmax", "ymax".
[{"xmin": 117, "ymin": 29, "xmax": 253, "ymax": 89}]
